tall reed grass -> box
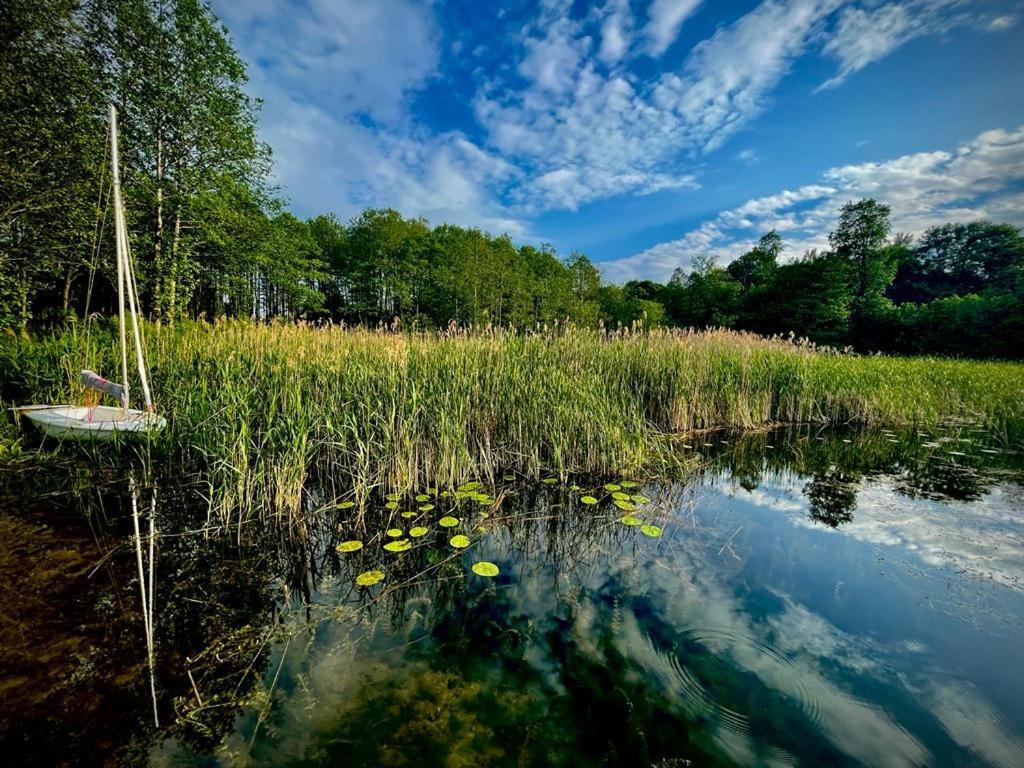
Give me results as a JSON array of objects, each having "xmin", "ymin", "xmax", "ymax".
[{"xmin": 3, "ymin": 321, "xmax": 1022, "ymax": 519}]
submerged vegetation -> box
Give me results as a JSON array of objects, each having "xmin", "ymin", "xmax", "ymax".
[{"xmin": 3, "ymin": 321, "xmax": 1022, "ymax": 518}]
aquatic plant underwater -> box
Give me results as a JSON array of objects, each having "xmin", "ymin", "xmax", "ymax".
[{"xmin": 2, "ymin": 320, "xmax": 1023, "ymax": 522}]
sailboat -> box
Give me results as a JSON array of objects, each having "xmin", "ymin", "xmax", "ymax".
[{"xmin": 16, "ymin": 105, "xmax": 166, "ymax": 442}]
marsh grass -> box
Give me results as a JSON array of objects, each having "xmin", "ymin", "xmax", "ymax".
[{"xmin": 2, "ymin": 321, "xmax": 1022, "ymax": 519}]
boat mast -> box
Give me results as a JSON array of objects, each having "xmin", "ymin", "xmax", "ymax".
[
  {"xmin": 109, "ymin": 105, "xmax": 131, "ymax": 413},
  {"xmin": 109, "ymin": 105, "xmax": 154, "ymax": 411}
]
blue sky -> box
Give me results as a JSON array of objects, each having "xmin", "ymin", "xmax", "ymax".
[{"xmin": 212, "ymin": 0, "xmax": 1024, "ymax": 282}]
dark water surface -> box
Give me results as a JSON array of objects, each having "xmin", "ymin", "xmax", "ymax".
[{"xmin": 2, "ymin": 426, "xmax": 1023, "ymax": 767}]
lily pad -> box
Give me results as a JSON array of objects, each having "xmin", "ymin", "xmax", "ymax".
[
  {"xmin": 619, "ymin": 481, "xmax": 638, "ymax": 489},
  {"xmin": 336, "ymin": 500, "xmax": 356, "ymax": 510},
  {"xmin": 631, "ymin": 494, "xmax": 651, "ymax": 504},
  {"xmin": 384, "ymin": 501, "xmax": 399, "ymax": 510},
  {"xmin": 458, "ymin": 481, "xmax": 481, "ymax": 492},
  {"xmin": 604, "ymin": 483, "xmax": 622, "ymax": 491},
  {"xmin": 401, "ymin": 511, "xmax": 417, "ymax": 518},
  {"xmin": 449, "ymin": 534, "xmax": 470, "ymax": 548},
  {"xmin": 355, "ymin": 569, "xmax": 384, "ymax": 586},
  {"xmin": 409, "ymin": 526, "xmax": 429, "ymax": 538},
  {"xmin": 439, "ymin": 516, "xmax": 460, "ymax": 528},
  {"xmin": 611, "ymin": 491, "xmax": 631, "ymax": 501},
  {"xmin": 619, "ymin": 515, "xmax": 642, "ymax": 526},
  {"xmin": 580, "ymin": 496, "xmax": 598, "ymax": 505},
  {"xmin": 383, "ymin": 539, "xmax": 412, "ymax": 553},
  {"xmin": 415, "ymin": 494, "xmax": 430, "ymax": 502},
  {"xmin": 471, "ymin": 561, "xmax": 500, "ymax": 578},
  {"xmin": 335, "ymin": 540, "xmax": 363, "ymax": 553},
  {"xmin": 641, "ymin": 525, "xmax": 663, "ymax": 538},
  {"xmin": 614, "ymin": 500, "xmax": 636, "ymax": 511},
  {"xmin": 569, "ymin": 484, "xmax": 581, "ymax": 491},
  {"xmin": 418, "ymin": 504, "xmax": 435, "ymax": 512},
  {"xmin": 542, "ymin": 478, "xmax": 557, "ymax": 485},
  {"xmin": 385, "ymin": 492, "xmax": 401, "ymax": 501},
  {"xmin": 386, "ymin": 528, "xmax": 403, "ymax": 538}
]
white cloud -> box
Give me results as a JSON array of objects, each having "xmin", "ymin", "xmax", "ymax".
[
  {"xmin": 818, "ymin": 0, "xmax": 1011, "ymax": 90},
  {"xmin": 598, "ymin": 0, "xmax": 634, "ymax": 64},
  {"xmin": 602, "ymin": 125, "xmax": 1024, "ymax": 282},
  {"xmin": 216, "ymin": 0, "xmax": 440, "ymax": 124},
  {"xmin": 643, "ymin": 0, "xmax": 705, "ymax": 56},
  {"xmin": 213, "ymin": 0, "xmax": 528, "ymax": 233},
  {"xmin": 736, "ymin": 148, "xmax": 760, "ymax": 165},
  {"xmin": 476, "ymin": 0, "xmax": 841, "ymax": 212},
  {"xmin": 986, "ymin": 13, "xmax": 1019, "ymax": 31},
  {"xmin": 216, "ymin": 0, "xmax": 1011, "ymax": 242}
]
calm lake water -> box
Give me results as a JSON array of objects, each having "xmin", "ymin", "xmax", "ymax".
[{"xmin": 2, "ymin": 426, "xmax": 1023, "ymax": 767}]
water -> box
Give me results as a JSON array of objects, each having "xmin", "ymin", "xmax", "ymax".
[{"xmin": 2, "ymin": 426, "xmax": 1023, "ymax": 767}]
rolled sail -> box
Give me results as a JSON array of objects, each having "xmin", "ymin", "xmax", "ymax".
[{"xmin": 80, "ymin": 370, "xmax": 127, "ymax": 407}]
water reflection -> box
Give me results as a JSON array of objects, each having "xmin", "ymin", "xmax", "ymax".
[{"xmin": 1, "ymin": 425, "xmax": 1022, "ymax": 767}]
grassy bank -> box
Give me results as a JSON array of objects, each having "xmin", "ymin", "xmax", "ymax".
[{"xmin": 2, "ymin": 321, "xmax": 1022, "ymax": 518}]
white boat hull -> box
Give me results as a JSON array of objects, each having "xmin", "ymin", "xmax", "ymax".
[{"xmin": 17, "ymin": 405, "xmax": 166, "ymax": 442}]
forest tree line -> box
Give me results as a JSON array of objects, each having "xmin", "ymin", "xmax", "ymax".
[{"xmin": 2, "ymin": 0, "xmax": 1023, "ymax": 357}]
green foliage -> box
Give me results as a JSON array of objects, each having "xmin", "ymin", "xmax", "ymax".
[
  {"xmin": 728, "ymin": 231, "xmax": 782, "ymax": 290},
  {"xmin": 890, "ymin": 221, "xmax": 1024, "ymax": 303},
  {"xmin": 4, "ymin": 322, "xmax": 1022, "ymax": 518},
  {"xmin": 664, "ymin": 257, "xmax": 742, "ymax": 328},
  {"xmin": 0, "ymin": 0, "xmax": 1020, "ymax": 360}
]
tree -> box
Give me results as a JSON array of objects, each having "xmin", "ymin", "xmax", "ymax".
[
  {"xmin": 308, "ymin": 214, "xmax": 348, "ymax": 317},
  {"xmin": 890, "ymin": 221, "xmax": 1024, "ymax": 303},
  {"xmin": 0, "ymin": 0, "xmax": 104, "ymax": 328},
  {"xmin": 666, "ymin": 256, "xmax": 742, "ymax": 328},
  {"xmin": 745, "ymin": 250, "xmax": 854, "ymax": 346},
  {"xmin": 829, "ymin": 199, "xmax": 897, "ymax": 344},
  {"xmin": 727, "ymin": 230, "xmax": 781, "ymax": 290}
]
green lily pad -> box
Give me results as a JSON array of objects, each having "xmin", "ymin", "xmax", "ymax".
[
  {"xmin": 542, "ymin": 478, "xmax": 557, "ymax": 485},
  {"xmin": 335, "ymin": 540, "xmax": 363, "ymax": 553},
  {"xmin": 471, "ymin": 561, "xmax": 500, "ymax": 577},
  {"xmin": 386, "ymin": 492, "xmax": 401, "ymax": 501},
  {"xmin": 384, "ymin": 501, "xmax": 399, "ymax": 510},
  {"xmin": 613, "ymin": 500, "xmax": 636, "ymax": 511},
  {"xmin": 604, "ymin": 483, "xmax": 621, "ymax": 491},
  {"xmin": 458, "ymin": 481, "xmax": 481, "ymax": 492},
  {"xmin": 401, "ymin": 511, "xmax": 416, "ymax": 518},
  {"xmin": 336, "ymin": 500, "xmax": 356, "ymax": 510},
  {"xmin": 631, "ymin": 494, "xmax": 651, "ymax": 504},
  {"xmin": 580, "ymin": 496, "xmax": 598, "ymax": 505},
  {"xmin": 409, "ymin": 526, "xmax": 429, "ymax": 538},
  {"xmin": 449, "ymin": 534, "xmax": 470, "ymax": 548},
  {"xmin": 383, "ymin": 539, "xmax": 412, "ymax": 552},
  {"xmin": 386, "ymin": 528, "xmax": 403, "ymax": 538},
  {"xmin": 619, "ymin": 515, "xmax": 642, "ymax": 526},
  {"xmin": 641, "ymin": 525, "xmax": 663, "ymax": 537},
  {"xmin": 439, "ymin": 516, "xmax": 460, "ymax": 528},
  {"xmin": 415, "ymin": 494, "xmax": 430, "ymax": 502},
  {"xmin": 418, "ymin": 504, "xmax": 435, "ymax": 512},
  {"xmin": 569, "ymin": 484, "xmax": 581, "ymax": 491},
  {"xmin": 612, "ymin": 491, "xmax": 631, "ymax": 501},
  {"xmin": 355, "ymin": 569, "xmax": 384, "ymax": 586},
  {"xmin": 619, "ymin": 481, "xmax": 638, "ymax": 489}
]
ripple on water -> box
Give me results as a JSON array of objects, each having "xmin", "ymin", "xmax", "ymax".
[{"xmin": 663, "ymin": 625, "xmax": 826, "ymax": 732}]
